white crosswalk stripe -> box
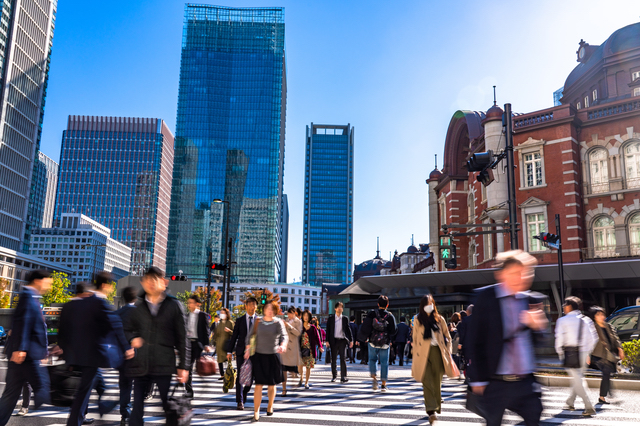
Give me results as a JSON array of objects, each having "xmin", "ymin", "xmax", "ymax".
[{"xmin": 11, "ymin": 368, "xmax": 640, "ymax": 425}]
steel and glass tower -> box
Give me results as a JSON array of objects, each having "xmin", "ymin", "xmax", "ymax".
[
  {"xmin": 0, "ymin": 0, "xmax": 57, "ymax": 251},
  {"xmin": 28, "ymin": 151, "xmax": 58, "ymax": 230},
  {"xmin": 167, "ymin": 5, "xmax": 287, "ymax": 284},
  {"xmin": 302, "ymin": 124, "xmax": 354, "ymax": 287}
]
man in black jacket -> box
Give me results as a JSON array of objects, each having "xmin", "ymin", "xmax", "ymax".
[
  {"xmin": 226, "ymin": 297, "xmax": 258, "ymax": 410},
  {"xmin": 326, "ymin": 302, "xmax": 353, "ymax": 383},
  {"xmin": 348, "ymin": 316, "xmax": 359, "ymax": 363},
  {"xmin": 58, "ymin": 272, "xmax": 133, "ymax": 426},
  {"xmin": 467, "ymin": 251, "xmax": 548, "ymax": 426},
  {"xmin": 115, "ymin": 286, "xmax": 138, "ymax": 425},
  {"xmin": 185, "ymin": 294, "xmax": 211, "ymax": 398},
  {"xmin": 125, "ymin": 267, "xmax": 189, "ymax": 426},
  {"xmin": 394, "ymin": 317, "xmax": 410, "ymax": 366}
]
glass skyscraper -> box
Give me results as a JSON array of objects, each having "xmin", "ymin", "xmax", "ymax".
[
  {"xmin": 28, "ymin": 151, "xmax": 58, "ymax": 230},
  {"xmin": 167, "ymin": 5, "xmax": 287, "ymax": 284},
  {"xmin": 302, "ymin": 124, "xmax": 354, "ymax": 286},
  {"xmin": 0, "ymin": 0, "xmax": 57, "ymax": 252},
  {"xmin": 54, "ymin": 116, "xmax": 175, "ymax": 274}
]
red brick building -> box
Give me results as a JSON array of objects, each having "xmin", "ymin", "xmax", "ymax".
[{"xmin": 427, "ymin": 23, "xmax": 640, "ymax": 309}]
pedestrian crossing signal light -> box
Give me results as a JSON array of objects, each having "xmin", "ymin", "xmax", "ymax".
[
  {"xmin": 443, "ymin": 245, "xmax": 457, "ymax": 269},
  {"xmin": 171, "ymin": 275, "xmax": 187, "ymax": 281},
  {"xmin": 260, "ymin": 290, "xmax": 268, "ymax": 305},
  {"xmin": 211, "ymin": 263, "xmax": 227, "ymax": 271},
  {"xmin": 534, "ymin": 232, "xmax": 560, "ymax": 249}
]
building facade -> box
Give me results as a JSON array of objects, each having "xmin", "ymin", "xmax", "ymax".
[
  {"xmin": 167, "ymin": 5, "xmax": 287, "ymax": 284},
  {"xmin": 0, "ymin": 0, "xmax": 57, "ymax": 252},
  {"xmin": 0, "ymin": 245, "xmax": 73, "ymax": 293},
  {"xmin": 28, "ymin": 151, "xmax": 57, "ymax": 231},
  {"xmin": 54, "ymin": 116, "xmax": 174, "ymax": 274},
  {"xmin": 302, "ymin": 124, "xmax": 354, "ymax": 287},
  {"xmin": 30, "ymin": 213, "xmax": 131, "ymax": 288}
]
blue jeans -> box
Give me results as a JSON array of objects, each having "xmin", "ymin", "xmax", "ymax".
[{"xmin": 368, "ymin": 345, "xmax": 389, "ymax": 381}]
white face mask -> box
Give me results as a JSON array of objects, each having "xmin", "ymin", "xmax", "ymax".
[
  {"xmin": 219, "ymin": 314, "xmax": 226, "ymax": 320},
  {"xmin": 424, "ymin": 304, "xmax": 434, "ymax": 315}
]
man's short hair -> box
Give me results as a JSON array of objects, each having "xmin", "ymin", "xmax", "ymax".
[
  {"xmin": 495, "ymin": 249, "xmax": 538, "ymax": 270},
  {"xmin": 143, "ymin": 266, "xmax": 164, "ymax": 280},
  {"xmin": 94, "ymin": 271, "xmax": 114, "ymax": 290},
  {"xmin": 400, "ymin": 316, "xmax": 406, "ymax": 322},
  {"xmin": 121, "ymin": 286, "xmax": 138, "ymax": 304},
  {"xmin": 287, "ymin": 306, "xmax": 297, "ymax": 314},
  {"xmin": 564, "ymin": 296, "xmax": 582, "ymax": 312},
  {"xmin": 466, "ymin": 304, "xmax": 474, "ymax": 315},
  {"xmin": 189, "ymin": 294, "xmax": 202, "ymax": 304},
  {"xmin": 245, "ymin": 297, "xmax": 258, "ymax": 305},
  {"xmin": 377, "ymin": 295, "xmax": 389, "ymax": 308},
  {"xmin": 75, "ymin": 282, "xmax": 86, "ymax": 295},
  {"xmin": 350, "ymin": 315, "xmax": 356, "ymax": 321},
  {"xmin": 334, "ymin": 301, "xmax": 344, "ymax": 309},
  {"xmin": 26, "ymin": 269, "xmax": 51, "ymax": 283}
]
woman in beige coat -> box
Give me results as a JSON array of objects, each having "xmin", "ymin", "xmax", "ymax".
[
  {"xmin": 280, "ymin": 307, "xmax": 302, "ymax": 396},
  {"xmin": 213, "ymin": 308, "xmax": 235, "ymax": 378},
  {"xmin": 412, "ymin": 294, "xmax": 458, "ymax": 425}
]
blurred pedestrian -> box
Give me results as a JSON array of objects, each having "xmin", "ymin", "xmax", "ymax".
[
  {"xmin": 115, "ymin": 286, "xmax": 138, "ymax": 425},
  {"xmin": 16, "ymin": 383, "xmax": 31, "ymax": 416},
  {"xmin": 300, "ymin": 310, "xmax": 322, "ymax": 389},
  {"xmin": 348, "ymin": 316, "xmax": 359, "ymax": 363},
  {"xmin": 187, "ymin": 295, "xmax": 214, "ymax": 396},
  {"xmin": 58, "ymin": 271, "xmax": 133, "ymax": 426},
  {"xmin": 457, "ymin": 304, "xmax": 473, "ymax": 376},
  {"xmin": 227, "ymin": 297, "xmax": 259, "ymax": 410},
  {"xmin": 412, "ymin": 295, "xmax": 458, "ymax": 424},
  {"xmin": 358, "ymin": 295, "xmax": 397, "ymax": 392},
  {"xmin": 281, "ymin": 307, "xmax": 302, "ymax": 395},
  {"xmin": 555, "ymin": 296, "xmax": 597, "ymax": 416},
  {"xmin": 213, "ymin": 307, "xmax": 232, "ymax": 381},
  {"xmin": 467, "ymin": 250, "xmax": 548, "ymax": 426},
  {"xmin": 313, "ymin": 317, "xmax": 326, "ymax": 362},
  {"xmin": 125, "ymin": 267, "xmax": 189, "ymax": 426},
  {"xmin": 589, "ymin": 305, "xmax": 625, "ymax": 404},
  {"xmin": 327, "ymin": 302, "xmax": 353, "ymax": 383},
  {"xmin": 394, "ymin": 317, "xmax": 410, "ymax": 367},
  {"xmin": 245, "ymin": 301, "xmax": 288, "ymax": 422},
  {"xmin": 449, "ymin": 312, "xmax": 461, "ymax": 371}
]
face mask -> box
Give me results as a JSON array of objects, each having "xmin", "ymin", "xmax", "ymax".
[
  {"xmin": 424, "ymin": 304, "xmax": 434, "ymax": 315},
  {"xmin": 219, "ymin": 314, "xmax": 226, "ymax": 320}
]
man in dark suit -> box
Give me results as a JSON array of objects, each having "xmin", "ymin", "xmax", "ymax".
[
  {"xmin": 226, "ymin": 297, "xmax": 258, "ymax": 410},
  {"xmin": 348, "ymin": 316, "xmax": 359, "ymax": 363},
  {"xmin": 116, "ymin": 286, "xmax": 138, "ymax": 425},
  {"xmin": 467, "ymin": 251, "xmax": 548, "ymax": 426},
  {"xmin": 456, "ymin": 304, "xmax": 473, "ymax": 374},
  {"xmin": 0, "ymin": 270, "xmax": 52, "ymax": 425},
  {"xmin": 394, "ymin": 316, "xmax": 410, "ymax": 366},
  {"xmin": 326, "ymin": 302, "xmax": 353, "ymax": 383},
  {"xmin": 58, "ymin": 272, "xmax": 133, "ymax": 426},
  {"xmin": 185, "ymin": 294, "xmax": 211, "ymax": 398}
]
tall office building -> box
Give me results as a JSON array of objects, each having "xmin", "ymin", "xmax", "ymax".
[
  {"xmin": 0, "ymin": 0, "xmax": 57, "ymax": 251},
  {"xmin": 28, "ymin": 151, "xmax": 58, "ymax": 230},
  {"xmin": 54, "ymin": 116, "xmax": 174, "ymax": 274},
  {"xmin": 167, "ymin": 5, "xmax": 287, "ymax": 284},
  {"xmin": 302, "ymin": 124, "xmax": 354, "ymax": 287}
]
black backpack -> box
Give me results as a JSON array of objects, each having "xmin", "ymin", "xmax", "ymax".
[{"xmin": 369, "ymin": 311, "xmax": 390, "ymax": 347}]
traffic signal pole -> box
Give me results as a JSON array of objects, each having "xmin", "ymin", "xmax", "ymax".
[
  {"xmin": 556, "ymin": 214, "xmax": 566, "ymax": 314},
  {"xmin": 206, "ymin": 252, "xmax": 212, "ymax": 313},
  {"xmin": 504, "ymin": 103, "xmax": 519, "ymax": 250}
]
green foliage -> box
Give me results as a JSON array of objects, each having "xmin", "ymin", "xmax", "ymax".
[
  {"xmin": 0, "ymin": 278, "xmax": 11, "ymax": 309},
  {"xmin": 176, "ymin": 287, "xmax": 222, "ymax": 317},
  {"xmin": 233, "ymin": 288, "xmax": 281, "ymax": 318},
  {"xmin": 105, "ymin": 282, "xmax": 117, "ymax": 304},
  {"xmin": 42, "ymin": 271, "xmax": 73, "ymax": 307},
  {"xmin": 621, "ymin": 339, "xmax": 640, "ymax": 372}
]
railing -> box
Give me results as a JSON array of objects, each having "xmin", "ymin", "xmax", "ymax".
[
  {"xmin": 514, "ymin": 111, "xmax": 554, "ymax": 129},
  {"xmin": 587, "ymin": 99, "xmax": 640, "ymax": 120},
  {"xmin": 582, "ymin": 245, "xmax": 640, "ymax": 259}
]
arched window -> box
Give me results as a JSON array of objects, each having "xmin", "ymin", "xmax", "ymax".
[
  {"xmin": 629, "ymin": 214, "xmax": 640, "ymax": 256},
  {"xmin": 593, "ymin": 216, "xmax": 616, "ymax": 258},
  {"xmin": 624, "ymin": 141, "xmax": 640, "ymax": 188},
  {"xmin": 589, "ymin": 149, "xmax": 609, "ymax": 193},
  {"xmin": 467, "ymin": 193, "xmax": 475, "ymax": 222}
]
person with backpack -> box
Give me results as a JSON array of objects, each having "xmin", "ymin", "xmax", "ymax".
[{"xmin": 357, "ymin": 295, "xmax": 397, "ymax": 392}]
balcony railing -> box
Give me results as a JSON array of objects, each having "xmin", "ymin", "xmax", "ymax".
[
  {"xmin": 587, "ymin": 99, "xmax": 640, "ymax": 120},
  {"xmin": 582, "ymin": 244, "xmax": 640, "ymax": 260},
  {"xmin": 514, "ymin": 111, "xmax": 554, "ymax": 129}
]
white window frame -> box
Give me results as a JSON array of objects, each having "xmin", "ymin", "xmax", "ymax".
[
  {"xmin": 483, "ymin": 219, "xmax": 493, "ymax": 262},
  {"xmin": 519, "ymin": 197, "xmax": 550, "ymax": 253},
  {"xmin": 593, "ymin": 89, "xmax": 597, "ymax": 101},
  {"xmin": 584, "ymin": 96, "xmax": 589, "ymax": 108},
  {"xmin": 527, "ymin": 213, "xmax": 548, "ymax": 252},
  {"xmin": 592, "ymin": 216, "xmax": 616, "ymax": 258},
  {"xmin": 588, "ymin": 148, "xmax": 609, "ymax": 194},
  {"xmin": 628, "ymin": 213, "xmax": 640, "ymax": 256},
  {"xmin": 632, "ymin": 71, "xmax": 640, "ymax": 81},
  {"xmin": 634, "ymin": 87, "xmax": 640, "ymax": 97},
  {"xmin": 577, "ymin": 101, "xmax": 581, "ymax": 110},
  {"xmin": 516, "ymin": 139, "xmax": 547, "ymax": 190},
  {"xmin": 623, "ymin": 141, "xmax": 640, "ymax": 189}
]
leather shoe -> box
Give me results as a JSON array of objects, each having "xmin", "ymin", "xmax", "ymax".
[
  {"xmin": 341, "ymin": 378, "xmax": 349, "ymax": 383},
  {"xmin": 331, "ymin": 377, "xmax": 337, "ymax": 382},
  {"xmin": 82, "ymin": 419, "xmax": 95, "ymax": 425},
  {"xmin": 120, "ymin": 418, "xmax": 128, "ymax": 426},
  {"xmin": 237, "ymin": 403, "xmax": 244, "ymax": 410}
]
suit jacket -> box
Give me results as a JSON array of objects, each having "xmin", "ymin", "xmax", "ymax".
[
  {"xmin": 326, "ymin": 314, "xmax": 353, "ymax": 346},
  {"xmin": 116, "ymin": 304, "xmax": 137, "ymax": 342},
  {"xmin": 186, "ymin": 311, "xmax": 210, "ymax": 348},
  {"xmin": 226, "ymin": 313, "xmax": 257, "ymax": 355},
  {"xmin": 7, "ymin": 286, "xmax": 48, "ymax": 361},
  {"xmin": 349, "ymin": 322, "xmax": 359, "ymax": 344},
  {"xmin": 58, "ymin": 294, "xmax": 130, "ymax": 368},
  {"xmin": 456, "ymin": 315, "xmax": 470, "ymax": 351}
]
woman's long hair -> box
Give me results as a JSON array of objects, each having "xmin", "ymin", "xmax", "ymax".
[
  {"xmin": 220, "ymin": 307, "xmax": 231, "ymax": 321},
  {"xmin": 417, "ymin": 294, "xmax": 440, "ymax": 340}
]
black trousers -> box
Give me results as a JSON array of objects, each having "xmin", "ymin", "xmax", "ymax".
[
  {"xmin": 235, "ymin": 351, "xmax": 252, "ymax": 404},
  {"xmin": 118, "ymin": 368, "xmax": 133, "ymax": 419},
  {"xmin": 186, "ymin": 340, "xmax": 203, "ymax": 395},
  {"xmin": 597, "ymin": 358, "xmax": 616, "ymax": 397},
  {"xmin": 330, "ymin": 339, "xmax": 348, "ymax": 380},
  {"xmin": 67, "ymin": 366, "xmax": 99, "ymax": 426},
  {"xmin": 0, "ymin": 359, "xmax": 50, "ymax": 425},
  {"xmin": 482, "ymin": 376, "xmax": 542, "ymax": 426},
  {"xmin": 130, "ymin": 375, "xmax": 172, "ymax": 426},
  {"xmin": 394, "ymin": 342, "xmax": 406, "ymax": 366},
  {"xmin": 21, "ymin": 383, "xmax": 31, "ymax": 409},
  {"xmin": 359, "ymin": 341, "xmax": 369, "ymax": 364}
]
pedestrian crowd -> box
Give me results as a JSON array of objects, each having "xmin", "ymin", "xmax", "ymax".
[{"xmin": 0, "ymin": 254, "xmax": 628, "ymax": 425}]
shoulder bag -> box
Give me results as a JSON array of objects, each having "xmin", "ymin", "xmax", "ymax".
[{"xmin": 562, "ymin": 316, "xmax": 583, "ymax": 369}]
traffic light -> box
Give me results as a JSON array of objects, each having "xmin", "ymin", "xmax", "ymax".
[
  {"xmin": 260, "ymin": 289, "xmax": 268, "ymax": 305},
  {"xmin": 170, "ymin": 275, "xmax": 187, "ymax": 281},
  {"xmin": 443, "ymin": 245, "xmax": 457, "ymax": 269},
  {"xmin": 534, "ymin": 232, "xmax": 560, "ymax": 249},
  {"xmin": 211, "ymin": 263, "xmax": 227, "ymax": 271},
  {"xmin": 466, "ymin": 150, "xmax": 494, "ymax": 172}
]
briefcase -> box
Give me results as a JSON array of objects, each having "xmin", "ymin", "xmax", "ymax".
[
  {"xmin": 166, "ymin": 384, "xmax": 193, "ymax": 426},
  {"xmin": 48, "ymin": 364, "xmax": 82, "ymax": 407},
  {"xmin": 196, "ymin": 353, "xmax": 218, "ymax": 376}
]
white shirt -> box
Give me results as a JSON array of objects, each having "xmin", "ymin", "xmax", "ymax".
[
  {"xmin": 555, "ymin": 310, "xmax": 598, "ymax": 355},
  {"xmin": 334, "ymin": 315, "xmax": 344, "ymax": 339},
  {"xmin": 187, "ymin": 309, "xmax": 200, "ymax": 339}
]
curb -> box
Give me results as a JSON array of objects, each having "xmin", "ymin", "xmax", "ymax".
[{"xmin": 535, "ymin": 374, "xmax": 640, "ymax": 391}]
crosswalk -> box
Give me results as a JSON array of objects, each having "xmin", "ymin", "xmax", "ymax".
[{"xmin": 8, "ymin": 365, "xmax": 640, "ymax": 425}]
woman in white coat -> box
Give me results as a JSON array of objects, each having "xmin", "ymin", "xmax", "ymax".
[{"xmin": 281, "ymin": 306, "xmax": 302, "ymax": 396}]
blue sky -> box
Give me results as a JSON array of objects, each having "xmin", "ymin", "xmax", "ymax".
[{"xmin": 40, "ymin": 0, "xmax": 639, "ymax": 282}]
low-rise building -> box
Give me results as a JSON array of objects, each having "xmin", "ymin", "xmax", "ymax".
[{"xmin": 0, "ymin": 246, "xmax": 73, "ymax": 293}]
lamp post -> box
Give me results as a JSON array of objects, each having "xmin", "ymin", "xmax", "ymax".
[{"xmin": 212, "ymin": 199, "xmax": 230, "ymax": 310}]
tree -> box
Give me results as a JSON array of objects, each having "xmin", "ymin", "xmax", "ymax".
[
  {"xmin": 233, "ymin": 288, "xmax": 281, "ymax": 318},
  {"xmin": 176, "ymin": 287, "xmax": 222, "ymax": 318},
  {"xmin": 105, "ymin": 282, "xmax": 117, "ymax": 304},
  {"xmin": 42, "ymin": 271, "xmax": 73, "ymax": 307},
  {"xmin": 0, "ymin": 278, "xmax": 11, "ymax": 309}
]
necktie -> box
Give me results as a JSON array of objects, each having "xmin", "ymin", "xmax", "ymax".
[{"xmin": 249, "ymin": 316, "xmax": 253, "ymax": 331}]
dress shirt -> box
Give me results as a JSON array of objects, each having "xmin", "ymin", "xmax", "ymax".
[
  {"xmin": 187, "ymin": 309, "xmax": 199, "ymax": 339},
  {"xmin": 145, "ymin": 294, "xmax": 166, "ymax": 317},
  {"xmin": 495, "ymin": 283, "xmax": 535, "ymax": 376},
  {"xmin": 554, "ymin": 310, "xmax": 598, "ymax": 356},
  {"xmin": 334, "ymin": 315, "xmax": 345, "ymax": 339},
  {"xmin": 246, "ymin": 313, "xmax": 256, "ymax": 332}
]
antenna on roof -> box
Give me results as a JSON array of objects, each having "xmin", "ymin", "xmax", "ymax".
[
  {"xmin": 435, "ymin": 154, "xmax": 437, "ymax": 169},
  {"xmin": 412, "ymin": 234, "xmax": 414, "ymax": 246},
  {"xmin": 493, "ymin": 86, "xmax": 497, "ymax": 106},
  {"xmin": 376, "ymin": 237, "xmax": 380, "ymax": 258}
]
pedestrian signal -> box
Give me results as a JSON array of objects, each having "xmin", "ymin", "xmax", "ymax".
[
  {"xmin": 466, "ymin": 150, "xmax": 494, "ymax": 172},
  {"xmin": 260, "ymin": 290, "xmax": 268, "ymax": 305},
  {"xmin": 211, "ymin": 263, "xmax": 227, "ymax": 271},
  {"xmin": 444, "ymin": 245, "xmax": 457, "ymax": 269},
  {"xmin": 170, "ymin": 275, "xmax": 187, "ymax": 281},
  {"xmin": 533, "ymin": 232, "xmax": 560, "ymax": 249}
]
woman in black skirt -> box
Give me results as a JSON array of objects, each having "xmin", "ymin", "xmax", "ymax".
[{"xmin": 245, "ymin": 301, "xmax": 288, "ymax": 422}]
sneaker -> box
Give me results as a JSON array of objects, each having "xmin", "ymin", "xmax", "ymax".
[
  {"xmin": 17, "ymin": 408, "xmax": 28, "ymax": 416},
  {"xmin": 372, "ymin": 377, "xmax": 378, "ymax": 391},
  {"xmin": 582, "ymin": 408, "xmax": 596, "ymax": 417},
  {"xmin": 564, "ymin": 404, "xmax": 575, "ymax": 411},
  {"xmin": 381, "ymin": 384, "xmax": 387, "ymax": 392}
]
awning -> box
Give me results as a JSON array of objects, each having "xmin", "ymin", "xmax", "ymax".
[{"xmin": 340, "ymin": 258, "xmax": 640, "ymax": 296}]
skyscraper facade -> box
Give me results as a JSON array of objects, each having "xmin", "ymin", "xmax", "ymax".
[
  {"xmin": 167, "ymin": 5, "xmax": 287, "ymax": 284},
  {"xmin": 0, "ymin": 0, "xmax": 57, "ymax": 251},
  {"xmin": 54, "ymin": 116, "xmax": 174, "ymax": 274},
  {"xmin": 28, "ymin": 151, "xmax": 58, "ymax": 230},
  {"xmin": 302, "ymin": 124, "xmax": 354, "ymax": 287}
]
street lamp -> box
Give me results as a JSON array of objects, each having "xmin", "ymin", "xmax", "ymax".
[{"xmin": 212, "ymin": 199, "xmax": 230, "ymax": 310}]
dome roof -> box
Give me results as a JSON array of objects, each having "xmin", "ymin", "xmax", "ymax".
[
  {"xmin": 483, "ymin": 104, "xmax": 503, "ymax": 123},
  {"xmin": 428, "ymin": 167, "xmax": 442, "ymax": 180},
  {"xmin": 407, "ymin": 245, "xmax": 419, "ymax": 253}
]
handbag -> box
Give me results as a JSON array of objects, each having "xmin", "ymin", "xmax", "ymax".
[
  {"xmin": 223, "ymin": 364, "xmax": 237, "ymax": 393},
  {"xmin": 48, "ymin": 364, "xmax": 82, "ymax": 407},
  {"xmin": 196, "ymin": 353, "xmax": 218, "ymax": 376},
  {"xmin": 448, "ymin": 353, "xmax": 461, "ymax": 378},
  {"xmin": 301, "ymin": 347, "xmax": 311, "ymax": 358},
  {"xmin": 562, "ymin": 316, "xmax": 583, "ymax": 369},
  {"xmin": 166, "ymin": 384, "xmax": 193, "ymax": 426},
  {"xmin": 239, "ymin": 359, "xmax": 253, "ymax": 387}
]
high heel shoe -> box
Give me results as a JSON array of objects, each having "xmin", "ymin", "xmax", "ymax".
[
  {"xmin": 267, "ymin": 411, "xmax": 274, "ymax": 416},
  {"xmin": 251, "ymin": 413, "xmax": 259, "ymax": 422}
]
